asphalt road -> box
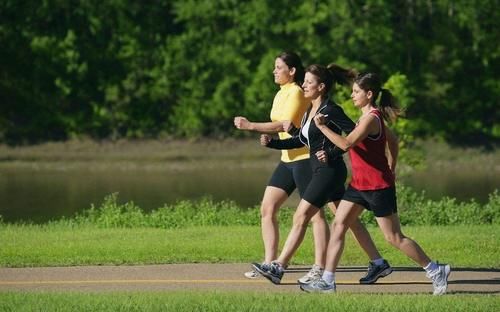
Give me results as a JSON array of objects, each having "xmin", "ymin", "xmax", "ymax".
[{"xmin": 1, "ymin": 264, "xmax": 499, "ymax": 294}]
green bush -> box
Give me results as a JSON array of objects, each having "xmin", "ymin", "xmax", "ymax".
[{"xmin": 37, "ymin": 186, "xmax": 500, "ymax": 229}]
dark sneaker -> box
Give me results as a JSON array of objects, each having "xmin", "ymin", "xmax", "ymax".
[
  {"xmin": 427, "ymin": 264, "xmax": 451, "ymax": 295},
  {"xmin": 300, "ymin": 278, "xmax": 336, "ymax": 293},
  {"xmin": 252, "ymin": 261, "xmax": 284, "ymax": 285},
  {"xmin": 359, "ymin": 260, "xmax": 393, "ymax": 284}
]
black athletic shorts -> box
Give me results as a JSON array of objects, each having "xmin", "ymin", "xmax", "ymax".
[
  {"xmin": 302, "ymin": 159, "xmax": 347, "ymax": 209},
  {"xmin": 342, "ymin": 185, "xmax": 397, "ymax": 217},
  {"xmin": 267, "ymin": 159, "xmax": 312, "ymax": 197}
]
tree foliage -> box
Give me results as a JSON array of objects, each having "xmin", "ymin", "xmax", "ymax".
[{"xmin": 0, "ymin": 0, "xmax": 498, "ymax": 145}]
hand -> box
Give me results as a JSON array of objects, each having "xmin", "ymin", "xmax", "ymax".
[
  {"xmin": 282, "ymin": 120, "xmax": 293, "ymax": 132},
  {"xmin": 313, "ymin": 114, "xmax": 327, "ymax": 127},
  {"xmin": 260, "ymin": 134, "xmax": 272, "ymax": 146},
  {"xmin": 315, "ymin": 150, "xmax": 328, "ymax": 163},
  {"xmin": 234, "ymin": 116, "xmax": 250, "ymax": 130}
]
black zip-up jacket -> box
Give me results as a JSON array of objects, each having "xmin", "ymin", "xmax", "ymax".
[{"xmin": 267, "ymin": 97, "xmax": 355, "ymax": 165}]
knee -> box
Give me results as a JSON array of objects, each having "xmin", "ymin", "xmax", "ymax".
[
  {"xmin": 292, "ymin": 211, "xmax": 310, "ymax": 229},
  {"xmin": 331, "ymin": 220, "xmax": 350, "ymax": 238},
  {"xmin": 384, "ymin": 233, "xmax": 404, "ymax": 247},
  {"xmin": 260, "ymin": 202, "xmax": 279, "ymax": 221}
]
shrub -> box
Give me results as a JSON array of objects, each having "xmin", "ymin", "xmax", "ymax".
[{"xmin": 18, "ymin": 186, "xmax": 500, "ymax": 229}]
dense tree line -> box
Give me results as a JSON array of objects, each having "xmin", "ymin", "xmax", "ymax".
[{"xmin": 0, "ymin": 0, "xmax": 498, "ymax": 145}]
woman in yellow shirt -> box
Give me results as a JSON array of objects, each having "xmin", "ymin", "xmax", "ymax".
[{"xmin": 234, "ymin": 51, "xmax": 329, "ymax": 283}]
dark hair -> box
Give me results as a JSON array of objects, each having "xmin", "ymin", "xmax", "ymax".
[
  {"xmin": 354, "ymin": 72, "xmax": 403, "ymax": 123},
  {"xmin": 305, "ymin": 63, "xmax": 357, "ymax": 95},
  {"xmin": 277, "ymin": 51, "xmax": 305, "ymax": 86}
]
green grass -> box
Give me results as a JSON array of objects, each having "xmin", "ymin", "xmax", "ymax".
[
  {"xmin": 0, "ymin": 292, "xmax": 498, "ymax": 312},
  {"xmin": 0, "ymin": 224, "xmax": 498, "ymax": 268}
]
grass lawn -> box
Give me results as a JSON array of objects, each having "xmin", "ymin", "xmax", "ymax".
[
  {"xmin": 0, "ymin": 224, "xmax": 498, "ymax": 268},
  {"xmin": 0, "ymin": 291, "xmax": 498, "ymax": 312}
]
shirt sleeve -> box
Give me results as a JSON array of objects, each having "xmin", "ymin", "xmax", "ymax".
[
  {"xmin": 281, "ymin": 88, "xmax": 308, "ymax": 128},
  {"xmin": 266, "ymin": 136, "xmax": 305, "ymax": 150},
  {"xmin": 327, "ymin": 105, "xmax": 355, "ymax": 134}
]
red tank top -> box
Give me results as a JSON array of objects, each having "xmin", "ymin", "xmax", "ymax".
[{"xmin": 348, "ymin": 110, "xmax": 395, "ymax": 190}]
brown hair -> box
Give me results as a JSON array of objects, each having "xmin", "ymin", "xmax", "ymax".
[
  {"xmin": 354, "ymin": 72, "xmax": 403, "ymax": 123},
  {"xmin": 305, "ymin": 63, "xmax": 357, "ymax": 95},
  {"xmin": 277, "ymin": 51, "xmax": 305, "ymax": 86}
]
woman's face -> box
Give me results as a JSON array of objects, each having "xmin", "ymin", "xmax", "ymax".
[
  {"xmin": 351, "ymin": 83, "xmax": 371, "ymax": 108},
  {"xmin": 273, "ymin": 57, "xmax": 294, "ymax": 85},
  {"xmin": 302, "ymin": 72, "xmax": 323, "ymax": 99}
]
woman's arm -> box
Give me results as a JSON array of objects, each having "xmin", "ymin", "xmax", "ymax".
[
  {"xmin": 314, "ymin": 113, "xmax": 379, "ymax": 151},
  {"xmin": 261, "ymin": 134, "xmax": 305, "ymax": 150},
  {"xmin": 385, "ymin": 127, "xmax": 399, "ymax": 172},
  {"xmin": 234, "ymin": 116, "xmax": 285, "ymax": 133}
]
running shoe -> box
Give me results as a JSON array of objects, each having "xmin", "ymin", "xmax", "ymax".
[
  {"xmin": 252, "ymin": 261, "xmax": 284, "ymax": 284},
  {"xmin": 297, "ymin": 264, "xmax": 323, "ymax": 285},
  {"xmin": 359, "ymin": 260, "xmax": 393, "ymax": 284},
  {"xmin": 427, "ymin": 264, "xmax": 451, "ymax": 295},
  {"xmin": 300, "ymin": 278, "xmax": 336, "ymax": 293}
]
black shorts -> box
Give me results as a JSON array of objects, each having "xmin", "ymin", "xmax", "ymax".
[
  {"xmin": 302, "ymin": 159, "xmax": 347, "ymax": 209},
  {"xmin": 267, "ymin": 159, "xmax": 312, "ymax": 197},
  {"xmin": 342, "ymin": 185, "xmax": 397, "ymax": 217}
]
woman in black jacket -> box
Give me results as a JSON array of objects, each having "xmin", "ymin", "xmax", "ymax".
[{"xmin": 253, "ymin": 64, "xmax": 391, "ymax": 285}]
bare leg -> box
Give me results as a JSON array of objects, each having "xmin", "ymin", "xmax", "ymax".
[
  {"xmin": 324, "ymin": 201, "xmax": 365, "ymax": 272},
  {"xmin": 310, "ymin": 208, "xmax": 329, "ymax": 267},
  {"xmin": 276, "ymin": 199, "xmax": 320, "ymax": 266},
  {"xmin": 260, "ymin": 186, "xmax": 289, "ymax": 263},
  {"xmin": 376, "ymin": 213, "xmax": 431, "ymax": 267},
  {"xmin": 327, "ymin": 201, "xmax": 381, "ymax": 260}
]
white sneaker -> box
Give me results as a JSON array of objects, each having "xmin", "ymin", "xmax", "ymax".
[
  {"xmin": 244, "ymin": 269, "xmax": 260, "ymax": 279},
  {"xmin": 244, "ymin": 263, "xmax": 270, "ymax": 279},
  {"xmin": 298, "ymin": 264, "xmax": 323, "ymax": 285},
  {"xmin": 427, "ymin": 264, "xmax": 451, "ymax": 295},
  {"xmin": 300, "ymin": 278, "xmax": 336, "ymax": 293}
]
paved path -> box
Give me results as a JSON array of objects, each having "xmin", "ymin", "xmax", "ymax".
[{"xmin": 1, "ymin": 264, "xmax": 499, "ymax": 294}]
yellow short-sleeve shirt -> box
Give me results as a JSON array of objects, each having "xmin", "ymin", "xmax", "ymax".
[{"xmin": 270, "ymin": 82, "xmax": 310, "ymax": 162}]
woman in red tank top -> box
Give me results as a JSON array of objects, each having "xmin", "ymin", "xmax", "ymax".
[{"xmin": 300, "ymin": 73, "xmax": 451, "ymax": 295}]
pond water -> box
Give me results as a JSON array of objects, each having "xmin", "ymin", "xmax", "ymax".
[{"xmin": 0, "ymin": 165, "xmax": 498, "ymax": 223}]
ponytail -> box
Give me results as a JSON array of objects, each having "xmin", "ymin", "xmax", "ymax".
[
  {"xmin": 355, "ymin": 73, "xmax": 404, "ymax": 123},
  {"xmin": 305, "ymin": 63, "xmax": 356, "ymax": 95},
  {"xmin": 327, "ymin": 63, "xmax": 357, "ymax": 87},
  {"xmin": 379, "ymin": 88, "xmax": 403, "ymax": 123}
]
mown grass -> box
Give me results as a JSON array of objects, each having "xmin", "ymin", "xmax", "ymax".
[
  {"xmin": 0, "ymin": 292, "xmax": 498, "ymax": 312},
  {"xmin": 1, "ymin": 224, "xmax": 498, "ymax": 268}
]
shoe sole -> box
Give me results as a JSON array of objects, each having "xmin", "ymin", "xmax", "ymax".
[
  {"xmin": 359, "ymin": 267, "xmax": 394, "ymax": 284},
  {"xmin": 433, "ymin": 265, "xmax": 451, "ymax": 295},
  {"xmin": 252, "ymin": 263, "xmax": 281, "ymax": 285},
  {"xmin": 297, "ymin": 279, "xmax": 311, "ymax": 285},
  {"xmin": 300, "ymin": 284, "xmax": 336, "ymax": 293},
  {"xmin": 297, "ymin": 277, "xmax": 320, "ymax": 285}
]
